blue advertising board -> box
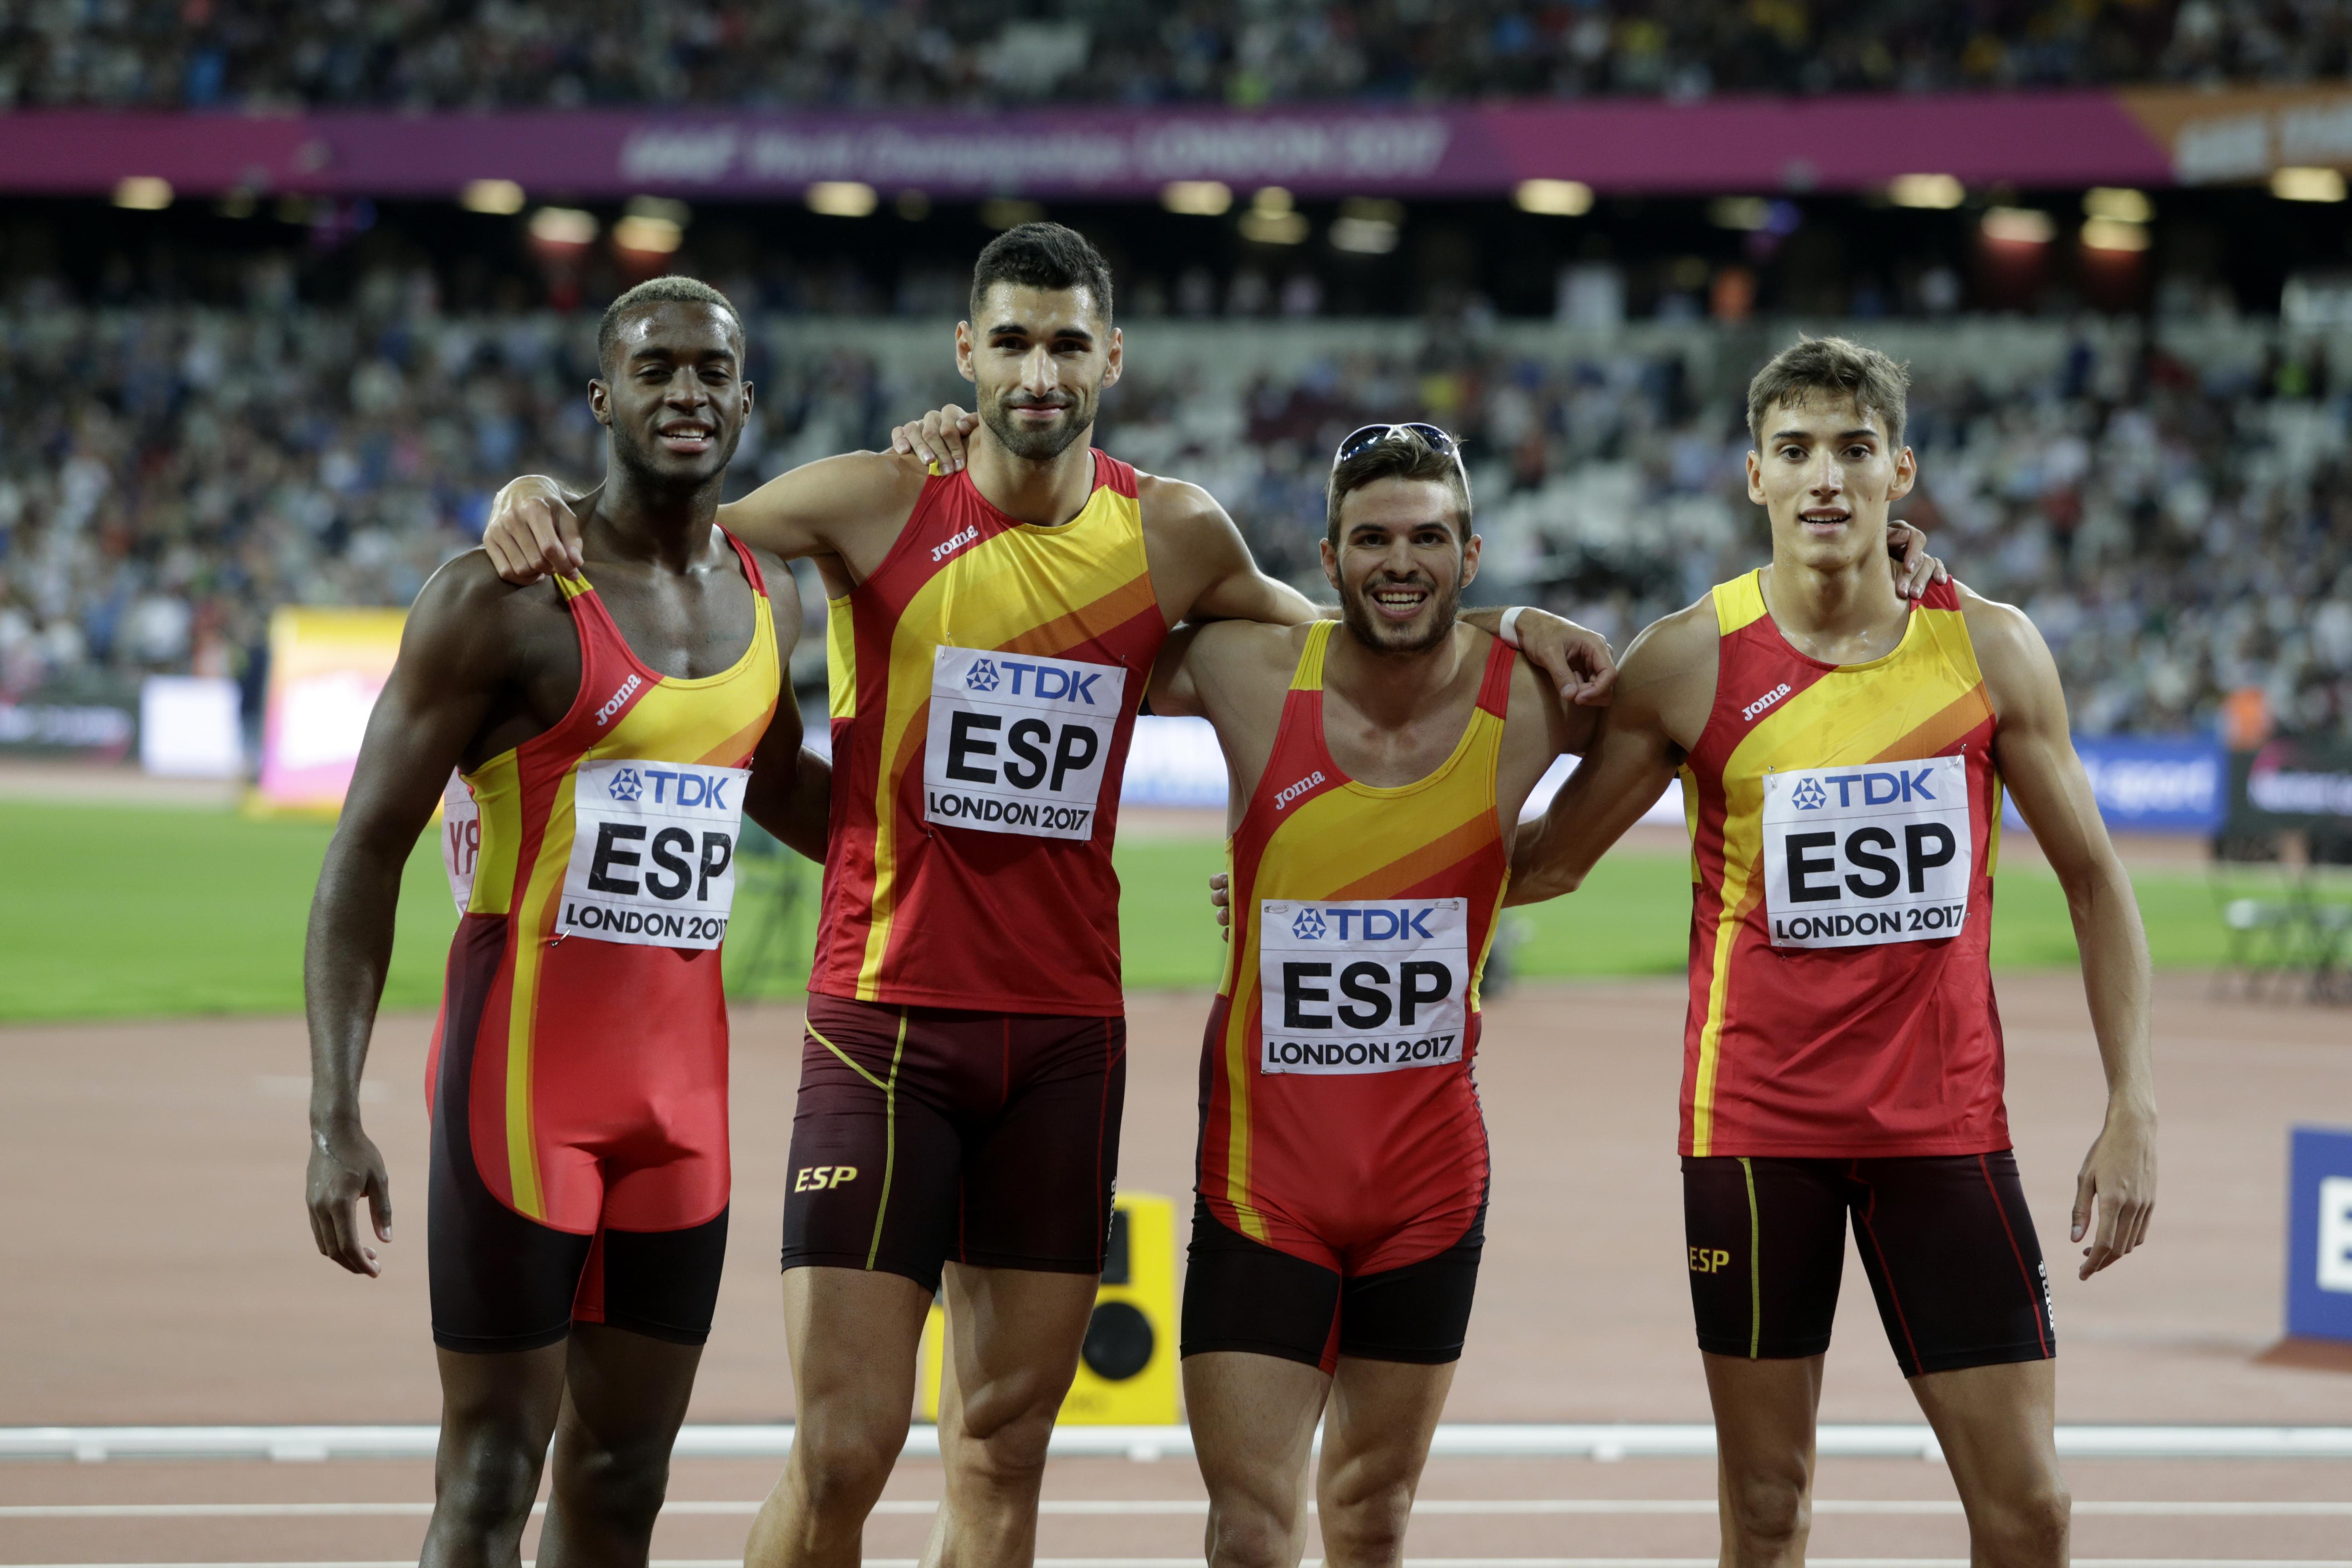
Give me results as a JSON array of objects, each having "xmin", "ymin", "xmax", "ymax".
[
  {"xmin": 2287, "ymin": 1125, "xmax": 2352, "ymax": 1343},
  {"xmin": 2002, "ymin": 734, "xmax": 2224, "ymax": 835}
]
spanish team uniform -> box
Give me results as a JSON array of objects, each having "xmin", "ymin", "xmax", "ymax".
[
  {"xmin": 427, "ymin": 538, "xmax": 781, "ymax": 1352},
  {"xmin": 1186, "ymin": 622, "xmax": 1513, "ymax": 1372},
  {"xmin": 1677, "ymin": 571, "xmax": 2054, "ymax": 1377},
  {"xmin": 783, "ymin": 452, "xmax": 1163, "ymax": 1289}
]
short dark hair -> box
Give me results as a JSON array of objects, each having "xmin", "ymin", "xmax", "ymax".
[
  {"xmin": 1746, "ymin": 334, "xmax": 1911, "ymax": 450},
  {"xmin": 970, "ymin": 222, "xmax": 1113, "ymax": 324},
  {"xmin": 597, "ymin": 275, "xmax": 743, "ymax": 373},
  {"xmin": 1325, "ymin": 428, "xmax": 1472, "ymax": 550}
]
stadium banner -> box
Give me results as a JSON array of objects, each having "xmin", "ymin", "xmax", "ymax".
[
  {"xmin": 1998, "ymin": 733, "xmax": 2226, "ymax": 836},
  {"xmin": 2286, "ymin": 1125, "xmax": 2352, "ymax": 1345},
  {"xmin": 0, "ymin": 674, "xmax": 138, "ymax": 762},
  {"xmin": 21, "ymin": 88, "xmax": 2346, "ymax": 200},
  {"xmin": 255, "ymin": 606, "xmax": 406, "ymax": 814},
  {"xmin": 2224, "ymin": 733, "xmax": 2352, "ymax": 838}
]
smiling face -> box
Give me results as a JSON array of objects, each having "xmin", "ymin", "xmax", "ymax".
[
  {"xmin": 1745, "ymin": 393, "xmax": 1917, "ymax": 573},
  {"xmin": 1322, "ymin": 477, "xmax": 1480, "ymax": 657},
  {"xmin": 590, "ymin": 301, "xmax": 750, "ymax": 489},
  {"xmin": 956, "ymin": 282, "xmax": 1121, "ymax": 464}
]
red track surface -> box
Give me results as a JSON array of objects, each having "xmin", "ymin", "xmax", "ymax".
[{"xmin": 4, "ymin": 973, "xmax": 2348, "ymax": 1561}]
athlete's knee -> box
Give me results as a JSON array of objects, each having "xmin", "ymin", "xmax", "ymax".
[
  {"xmin": 554, "ymin": 1435, "xmax": 673, "ymax": 1536},
  {"xmin": 948, "ymin": 1364, "xmax": 1070, "ymax": 1478},
  {"xmin": 1204, "ymin": 1497, "xmax": 1303, "ymax": 1568},
  {"xmin": 433, "ymin": 1432, "xmax": 546, "ymax": 1538},
  {"xmin": 789, "ymin": 1413, "xmax": 907, "ymax": 1520},
  {"xmin": 1970, "ymin": 1480, "xmax": 2070, "ymax": 1563},
  {"xmin": 1722, "ymin": 1468, "xmax": 1809, "ymax": 1549}
]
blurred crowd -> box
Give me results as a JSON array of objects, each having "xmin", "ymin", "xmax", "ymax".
[
  {"xmin": 6, "ymin": 0, "xmax": 2345, "ymax": 111},
  {"xmin": 2, "ymin": 286, "xmax": 2348, "ymax": 741}
]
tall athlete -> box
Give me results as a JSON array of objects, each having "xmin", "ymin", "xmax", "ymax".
[
  {"xmin": 1510, "ymin": 338, "xmax": 2156, "ymax": 1567},
  {"xmin": 476, "ymin": 225, "xmax": 1618, "ymax": 1568},
  {"xmin": 305, "ymin": 278, "xmax": 824, "ymax": 1568},
  {"xmin": 1150, "ymin": 425, "xmax": 1588, "ymax": 1568}
]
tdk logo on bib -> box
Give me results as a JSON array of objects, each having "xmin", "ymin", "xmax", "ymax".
[
  {"xmin": 1761, "ymin": 755, "xmax": 1973, "ymax": 949},
  {"xmin": 924, "ymin": 646, "xmax": 1125, "ymax": 842},
  {"xmin": 1258, "ymin": 898, "xmax": 1470, "ymax": 1075},
  {"xmin": 558, "ymin": 757, "xmax": 748, "ymax": 950}
]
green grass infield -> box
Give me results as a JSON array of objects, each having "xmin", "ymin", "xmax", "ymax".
[{"xmin": 0, "ymin": 801, "xmax": 2236, "ymax": 1023}]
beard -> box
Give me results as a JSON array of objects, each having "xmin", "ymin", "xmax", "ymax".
[
  {"xmin": 980, "ymin": 388, "xmax": 1095, "ymax": 463},
  {"xmin": 1339, "ymin": 573, "xmax": 1462, "ymax": 657}
]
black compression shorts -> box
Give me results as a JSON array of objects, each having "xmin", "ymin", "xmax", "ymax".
[
  {"xmin": 1180, "ymin": 1196, "xmax": 1485, "ymax": 1374},
  {"xmin": 1682, "ymin": 1151, "xmax": 2056, "ymax": 1378},
  {"xmin": 780, "ymin": 995, "xmax": 1126, "ymax": 1292}
]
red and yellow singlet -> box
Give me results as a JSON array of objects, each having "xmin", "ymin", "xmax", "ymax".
[
  {"xmin": 1679, "ymin": 571, "xmax": 2005, "ymax": 1160},
  {"xmin": 1198, "ymin": 621, "xmax": 1514, "ymax": 1272},
  {"xmin": 811, "ymin": 452, "xmax": 1165, "ymax": 1015},
  {"xmin": 431, "ymin": 538, "xmax": 780, "ymax": 1234}
]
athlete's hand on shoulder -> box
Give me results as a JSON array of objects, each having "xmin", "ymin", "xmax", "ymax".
[
  {"xmin": 890, "ymin": 405, "xmax": 978, "ymax": 473},
  {"xmin": 306, "ymin": 1120, "xmax": 393, "ymax": 1277},
  {"xmin": 1887, "ymin": 520, "xmax": 1949, "ymax": 602},
  {"xmin": 1513, "ymin": 609, "xmax": 1618, "ymax": 706},
  {"xmin": 484, "ymin": 475, "xmax": 584, "ymax": 584},
  {"xmin": 2072, "ymin": 1105, "xmax": 2156, "ymax": 1280},
  {"xmin": 1209, "ymin": 870, "xmax": 1231, "ymax": 939}
]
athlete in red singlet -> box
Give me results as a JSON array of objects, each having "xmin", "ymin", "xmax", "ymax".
[
  {"xmin": 480, "ymin": 226, "xmax": 1623, "ymax": 1568},
  {"xmin": 306, "ymin": 280, "xmax": 825, "ymax": 1566},
  {"xmin": 1151, "ymin": 426, "xmax": 1585, "ymax": 1568},
  {"xmin": 1511, "ymin": 338, "xmax": 2156, "ymax": 1568}
]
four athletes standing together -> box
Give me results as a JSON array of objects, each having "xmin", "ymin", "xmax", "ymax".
[{"xmin": 306, "ymin": 222, "xmax": 2155, "ymax": 1568}]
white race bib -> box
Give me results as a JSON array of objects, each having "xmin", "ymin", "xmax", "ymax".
[
  {"xmin": 1761, "ymin": 756, "xmax": 1972, "ymax": 949},
  {"xmin": 441, "ymin": 770, "xmax": 480, "ymax": 915},
  {"xmin": 558, "ymin": 758, "xmax": 747, "ymax": 950},
  {"xmin": 924, "ymin": 647, "xmax": 1125, "ymax": 841},
  {"xmin": 1257, "ymin": 898, "xmax": 1471, "ymax": 1075}
]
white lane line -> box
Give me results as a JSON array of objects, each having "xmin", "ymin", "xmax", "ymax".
[
  {"xmin": 8, "ymin": 1498, "xmax": 2351, "ymax": 1520},
  {"xmin": 11, "ymin": 1423, "xmax": 2352, "ymax": 1463}
]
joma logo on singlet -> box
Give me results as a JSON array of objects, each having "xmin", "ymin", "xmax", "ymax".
[
  {"xmin": 1273, "ymin": 770, "xmax": 1326, "ymax": 811},
  {"xmin": 931, "ymin": 525, "xmax": 979, "ymax": 563},
  {"xmin": 1741, "ymin": 682, "xmax": 1793, "ymax": 723},
  {"xmin": 595, "ymin": 674, "xmax": 643, "ymax": 726}
]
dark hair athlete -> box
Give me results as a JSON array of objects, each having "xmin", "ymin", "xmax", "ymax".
[
  {"xmin": 304, "ymin": 277, "xmax": 827, "ymax": 1568},
  {"xmin": 1511, "ymin": 336, "xmax": 2156, "ymax": 1567},
  {"xmin": 480, "ymin": 225, "xmax": 1623, "ymax": 1568}
]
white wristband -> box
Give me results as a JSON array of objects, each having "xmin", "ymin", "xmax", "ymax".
[{"xmin": 1497, "ymin": 605, "xmax": 1527, "ymax": 649}]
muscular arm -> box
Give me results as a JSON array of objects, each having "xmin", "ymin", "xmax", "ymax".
[
  {"xmin": 1504, "ymin": 603, "xmax": 1717, "ymax": 906},
  {"xmin": 485, "ymin": 451, "xmax": 931, "ymax": 582},
  {"xmin": 304, "ymin": 557, "xmax": 523, "ymax": 1275},
  {"xmin": 1970, "ymin": 588, "xmax": 2156, "ymax": 1279}
]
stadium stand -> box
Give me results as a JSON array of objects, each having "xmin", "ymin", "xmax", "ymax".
[
  {"xmin": 2, "ymin": 282, "xmax": 2346, "ymax": 740},
  {"xmin": 6, "ymin": 0, "xmax": 2348, "ymax": 111}
]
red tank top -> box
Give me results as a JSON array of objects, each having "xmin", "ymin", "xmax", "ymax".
[
  {"xmin": 1198, "ymin": 622, "xmax": 1513, "ymax": 1259},
  {"xmin": 810, "ymin": 453, "xmax": 1165, "ymax": 1015},
  {"xmin": 1679, "ymin": 571, "xmax": 2007, "ymax": 1159}
]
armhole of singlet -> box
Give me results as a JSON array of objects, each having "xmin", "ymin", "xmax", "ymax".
[
  {"xmin": 510, "ymin": 575, "xmax": 613, "ymax": 761},
  {"xmin": 722, "ymin": 530, "xmax": 769, "ymax": 599},
  {"xmin": 1682, "ymin": 579, "xmax": 1755, "ymax": 771},
  {"xmin": 850, "ymin": 469, "xmax": 955, "ymax": 598}
]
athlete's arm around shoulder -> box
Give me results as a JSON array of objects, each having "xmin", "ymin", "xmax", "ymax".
[
  {"xmin": 738, "ymin": 545, "xmax": 831, "ymax": 863},
  {"xmin": 1966, "ymin": 585, "xmax": 2157, "ymax": 1280},
  {"xmin": 1136, "ymin": 473, "xmax": 1323, "ymax": 627},
  {"xmin": 483, "ymin": 450, "xmax": 934, "ymax": 583},
  {"xmin": 302, "ymin": 553, "xmax": 545, "ymax": 1279},
  {"xmin": 1504, "ymin": 598, "xmax": 1719, "ymax": 906}
]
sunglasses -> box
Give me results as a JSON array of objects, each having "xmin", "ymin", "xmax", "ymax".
[{"xmin": 1333, "ymin": 422, "xmax": 1463, "ymax": 467}]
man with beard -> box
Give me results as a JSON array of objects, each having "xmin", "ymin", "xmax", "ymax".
[
  {"xmin": 304, "ymin": 278, "xmax": 826, "ymax": 1565},
  {"xmin": 478, "ymin": 225, "xmax": 1619, "ymax": 1568},
  {"xmin": 1145, "ymin": 423, "xmax": 1589, "ymax": 1568}
]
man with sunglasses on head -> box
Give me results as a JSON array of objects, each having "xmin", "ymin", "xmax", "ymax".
[{"xmin": 478, "ymin": 227, "xmax": 1619, "ymax": 1568}]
